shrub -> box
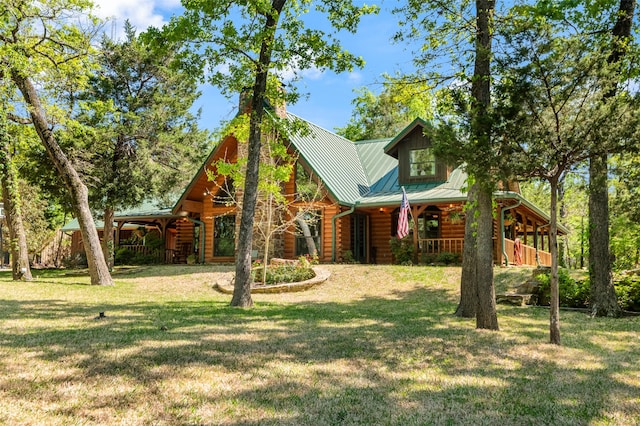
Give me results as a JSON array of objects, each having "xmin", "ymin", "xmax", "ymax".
[
  {"xmin": 390, "ymin": 237, "xmax": 414, "ymax": 265},
  {"xmin": 615, "ymin": 276, "xmax": 640, "ymax": 312},
  {"xmin": 420, "ymin": 253, "xmax": 436, "ymax": 265},
  {"xmin": 134, "ymin": 251, "xmax": 163, "ymax": 265},
  {"xmin": 115, "ymin": 248, "xmax": 135, "ymax": 265},
  {"xmin": 62, "ymin": 252, "xmax": 87, "ymax": 269},
  {"xmin": 342, "ymin": 250, "xmax": 355, "ymax": 264},
  {"xmin": 252, "ymin": 264, "xmax": 315, "ymax": 285},
  {"xmin": 436, "ymin": 251, "xmax": 460, "ymax": 265},
  {"xmin": 535, "ymin": 269, "xmax": 590, "ymax": 308},
  {"xmin": 115, "ymin": 247, "xmax": 163, "ymax": 265},
  {"xmin": 144, "ymin": 232, "xmax": 165, "ymax": 250}
]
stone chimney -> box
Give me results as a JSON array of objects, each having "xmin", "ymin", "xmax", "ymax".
[{"xmin": 237, "ymin": 85, "xmax": 287, "ymax": 118}]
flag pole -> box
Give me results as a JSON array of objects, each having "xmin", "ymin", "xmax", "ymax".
[{"xmin": 401, "ymin": 186, "xmax": 415, "ymax": 222}]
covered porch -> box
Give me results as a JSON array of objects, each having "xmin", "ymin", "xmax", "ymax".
[{"xmin": 417, "ymin": 236, "xmax": 552, "ymax": 267}]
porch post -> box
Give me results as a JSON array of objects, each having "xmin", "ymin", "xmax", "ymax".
[
  {"xmin": 116, "ymin": 221, "xmax": 125, "ymax": 247},
  {"xmin": 522, "ymin": 212, "xmax": 528, "ymax": 264},
  {"xmin": 498, "ymin": 203, "xmax": 505, "ymax": 266},
  {"xmin": 412, "ymin": 206, "xmax": 419, "ymax": 263}
]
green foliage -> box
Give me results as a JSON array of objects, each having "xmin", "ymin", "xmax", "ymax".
[
  {"xmin": 435, "ymin": 251, "xmax": 460, "ymax": 265},
  {"xmin": 152, "ymin": 0, "xmax": 378, "ymax": 102},
  {"xmin": 536, "ymin": 269, "xmax": 590, "ymax": 309},
  {"xmin": 389, "ymin": 236, "xmax": 414, "ymax": 265},
  {"xmin": 114, "ymin": 247, "xmax": 163, "ymax": 265},
  {"xmin": 76, "ymin": 21, "xmax": 211, "ymax": 213},
  {"xmin": 63, "ymin": 252, "xmax": 88, "ymax": 269},
  {"xmin": 533, "ymin": 270, "xmax": 640, "ymax": 312},
  {"xmin": 336, "ymin": 75, "xmax": 435, "ymax": 141},
  {"xmin": 252, "ymin": 264, "xmax": 315, "ymax": 285},
  {"xmin": 143, "ymin": 232, "xmax": 165, "ymax": 251},
  {"xmin": 342, "ymin": 250, "xmax": 355, "ymax": 264},
  {"xmin": 114, "ymin": 247, "xmax": 135, "ymax": 265},
  {"xmin": 614, "ymin": 275, "xmax": 640, "ymax": 312},
  {"xmin": 610, "ymin": 154, "xmax": 640, "ymax": 270}
]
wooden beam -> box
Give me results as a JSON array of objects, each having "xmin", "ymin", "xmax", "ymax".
[{"xmin": 178, "ymin": 200, "xmax": 203, "ymax": 213}]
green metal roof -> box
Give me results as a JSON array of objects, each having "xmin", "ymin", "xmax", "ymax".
[
  {"xmin": 287, "ymin": 113, "xmax": 371, "ymax": 205},
  {"xmin": 358, "ymin": 167, "xmax": 469, "ymax": 207},
  {"xmin": 61, "ymin": 199, "xmax": 177, "ymax": 232},
  {"xmin": 354, "ymin": 138, "xmax": 396, "ymax": 185},
  {"xmin": 61, "ymin": 111, "xmax": 561, "ymax": 233},
  {"xmin": 114, "ymin": 199, "xmax": 175, "ymax": 218}
]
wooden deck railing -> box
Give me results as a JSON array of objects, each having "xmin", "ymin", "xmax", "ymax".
[
  {"xmin": 503, "ymin": 238, "xmax": 551, "ymax": 267},
  {"xmin": 416, "ymin": 237, "xmax": 552, "ymax": 267},
  {"xmin": 419, "ymin": 238, "xmax": 465, "ymax": 255}
]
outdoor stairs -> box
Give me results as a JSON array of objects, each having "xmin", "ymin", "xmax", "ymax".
[
  {"xmin": 495, "ymin": 292, "xmax": 536, "ymax": 306},
  {"xmin": 495, "ymin": 267, "xmax": 549, "ymax": 306}
]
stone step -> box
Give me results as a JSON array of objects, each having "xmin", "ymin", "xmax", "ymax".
[{"xmin": 496, "ymin": 293, "xmax": 537, "ymax": 306}]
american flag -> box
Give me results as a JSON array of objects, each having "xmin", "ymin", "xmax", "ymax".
[{"xmin": 397, "ymin": 188, "xmax": 410, "ymax": 239}]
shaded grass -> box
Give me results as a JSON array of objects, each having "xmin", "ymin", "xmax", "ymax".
[{"xmin": 0, "ymin": 264, "xmax": 638, "ymax": 425}]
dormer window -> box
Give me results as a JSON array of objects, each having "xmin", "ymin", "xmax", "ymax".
[
  {"xmin": 409, "ymin": 148, "xmax": 436, "ymax": 177},
  {"xmin": 384, "ymin": 118, "xmax": 448, "ymax": 185}
]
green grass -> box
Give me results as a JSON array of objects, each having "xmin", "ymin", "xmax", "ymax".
[{"xmin": 0, "ymin": 264, "xmax": 638, "ymax": 425}]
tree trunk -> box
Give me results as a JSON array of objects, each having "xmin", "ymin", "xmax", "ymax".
[
  {"xmin": 471, "ymin": 0, "xmax": 498, "ymax": 330},
  {"xmin": 549, "ymin": 178, "xmax": 561, "ymax": 345},
  {"xmin": 11, "ymin": 72, "xmax": 113, "ymax": 286},
  {"xmin": 0, "ymin": 135, "xmax": 32, "ymax": 281},
  {"xmin": 102, "ymin": 206, "xmax": 115, "ymax": 271},
  {"xmin": 558, "ymin": 180, "xmax": 568, "ymax": 268},
  {"xmin": 588, "ymin": 0, "xmax": 634, "ymax": 317},
  {"xmin": 589, "ymin": 153, "xmax": 621, "ymax": 316},
  {"xmin": 296, "ymin": 214, "xmax": 318, "ymax": 257},
  {"xmin": 475, "ymin": 185, "xmax": 498, "ymax": 330},
  {"xmin": 456, "ymin": 183, "xmax": 478, "ymax": 317},
  {"xmin": 0, "ymin": 181, "xmax": 32, "ymax": 281},
  {"xmin": 231, "ymin": 0, "xmax": 287, "ymax": 307}
]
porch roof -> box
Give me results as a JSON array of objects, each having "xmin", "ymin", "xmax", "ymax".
[{"xmin": 61, "ymin": 199, "xmax": 179, "ymax": 232}]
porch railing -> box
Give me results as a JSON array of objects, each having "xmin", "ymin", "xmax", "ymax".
[
  {"xmin": 503, "ymin": 238, "xmax": 550, "ymax": 267},
  {"xmin": 417, "ymin": 237, "xmax": 552, "ymax": 267},
  {"xmin": 419, "ymin": 238, "xmax": 465, "ymax": 255}
]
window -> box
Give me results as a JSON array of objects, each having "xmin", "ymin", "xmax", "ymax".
[
  {"xmin": 295, "ymin": 210, "xmax": 321, "ymax": 256},
  {"xmin": 409, "ymin": 148, "xmax": 436, "ymax": 177},
  {"xmin": 295, "ymin": 163, "xmax": 320, "ymax": 202},
  {"xmin": 214, "ymin": 215, "xmax": 235, "ymax": 256}
]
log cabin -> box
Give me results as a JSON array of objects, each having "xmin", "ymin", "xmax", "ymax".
[{"xmin": 62, "ymin": 95, "xmax": 565, "ymax": 267}]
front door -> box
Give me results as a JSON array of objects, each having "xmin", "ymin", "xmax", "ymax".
[{"xmin": 352, "ymin": 214, "xmax": 367, "ymax": 263}]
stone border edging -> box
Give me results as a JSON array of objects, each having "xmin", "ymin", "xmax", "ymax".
[{"xmin": 213, "ymin": 267, "xmax": 331, "ymax": 294}]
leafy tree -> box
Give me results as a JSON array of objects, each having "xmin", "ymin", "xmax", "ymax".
[
  {"xmin": 493, "ymin": 11, "xmax": 638, "ymax": 343},
  {"xmin": 521, "ymin": 174, "xmax": 589, "ymax": 269},
  {"xmin": 0, "ymin": 0, "xmax": 113, "ymax": 285},
  {"xmin": 208, "ymin": 113, "xmax": 324, "ymax": 284},
  {"xmin": 156, "ymin": 0, "xmax": 377, "ymax": 307},
  {"xmin": 610, "ymin": 154, "xmax": 640, "ymax": 270},
  {"xmin": 395, "ymin": 0, "xmax": 500, "ymax": 329},
  {"xmin": 336, "ymin": 75, "xmax": 435, "ymax": 140},
  {"xmin": 589, "ymin": 0, "xmax": 636, "ymax": 318},
  {"xmin": 75, "ymin": 22, "xmax": 210, "ymax": 269},
  {"xmin": 0, "ymin": 106, "xmax": 32, "ymax": 281}
]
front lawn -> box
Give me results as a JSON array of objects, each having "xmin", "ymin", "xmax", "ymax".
[{"xmin": 0, "ymin": 264, "xmax": 638, "ymax": 425}]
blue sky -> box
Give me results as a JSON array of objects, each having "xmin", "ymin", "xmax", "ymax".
[{"xmin": 92, "ymin": 0, "xmax": 417, "ymax": 132}]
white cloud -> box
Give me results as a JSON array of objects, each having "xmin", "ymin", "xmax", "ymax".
[
  {"xmin": 347, "ymin": 72, "xmax": 362, "ymax": 83},
  {"xmin": 92, "ymin": 0, "xmax": 181, "ymax": 38},
  {"xmin": 278, "ymin": 64, "xmax": 325, "ymax": 84}
]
